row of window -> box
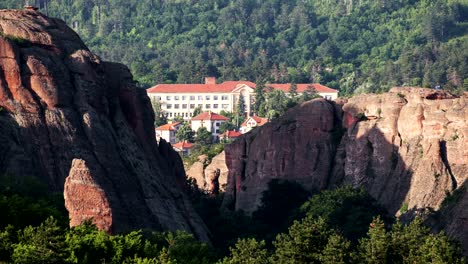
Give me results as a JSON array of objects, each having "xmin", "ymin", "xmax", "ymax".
[
  {"xmin": 165, "ymin": 104, "xmax": 229, "ymax": 110},
  {"xmin": 163, "ymin": 95, "xmax": 229, "ymax": 101},
  {"xmin": 167, "ymin": 112, "xmax": 192, "ymax": 118}
]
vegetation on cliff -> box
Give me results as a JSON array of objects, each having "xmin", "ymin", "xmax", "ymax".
[{"xmin": 2, "ymin": 0, "xmax": 467, "ymax": 94}]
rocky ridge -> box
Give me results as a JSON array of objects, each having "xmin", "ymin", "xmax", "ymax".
[
  {"xmin": 223, "ymin": 87, "xmax": 467, "ymax": 252},
  {"xmin": 0, "ymin": 9, "xmax": 208, "ymax": 240}
]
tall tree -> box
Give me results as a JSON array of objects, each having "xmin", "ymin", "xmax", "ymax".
[
  {"xmin": 253, "ymin": 82, "xmax": 266, "ymax": 116},
  {"xmin": 175, "ymin": 123, "xmax": 194, "ymax": 143},
  {"xmin": 151, "ymin": 98, "xmax": 167, "ymax": 127},
  {"xmin": 195, "ymin": 127, "xmax": 212, "ymax": 145}
]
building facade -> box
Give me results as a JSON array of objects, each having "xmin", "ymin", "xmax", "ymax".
[
  {"xmin": 147, "ymin": 77, "xmax": 338, "ymax": 120},
  {"xmin": 155, "ymin": 122, "xmax": 181, "ymax": 144},
  {"xmin": 240, "ymin": 116, "xmax": 269, "ymax": 134},
  {"xmin": 191, "ymin": 111, "xmax": 229, "ymax": 138}
]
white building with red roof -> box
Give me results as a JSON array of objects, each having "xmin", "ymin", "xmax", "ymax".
[
  {"xmin": 191, "ymin": 111, "xmax": 229, "ymax": 138},
  {"xmin": 219, "ymin": 130, "xmax": 242, "ymax": 141},
  {"xmin": 146, "ymin": 77, "xmax": 338, "ymax": 120},
  {"xmin": 155, "ymin": 122, "xmax": 181, "ymax": 144},
  {"xmin": 172, "ymin": 141, "xmax": 194, "ymax": 156},
  {"xmin": 240, "ymin": 116, "xmax": 269, "ymax": 134}
]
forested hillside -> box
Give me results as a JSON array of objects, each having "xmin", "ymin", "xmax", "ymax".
[{"xmin": 2, "ymin": 0, "xmax": 467, "ymax": 94}]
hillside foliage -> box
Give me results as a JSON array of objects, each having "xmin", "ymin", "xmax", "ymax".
[
  {"xmin": 2, "ymin": 0, "xmax": 467, "ymax": 95},
  {"xmin": 0, "ymin": 173, "xmax": 465, "ymax": 263}
]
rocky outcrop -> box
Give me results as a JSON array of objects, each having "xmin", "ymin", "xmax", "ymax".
[
  {"xmin": 186, "ymin": 152, "xmax": 228, "ymax": 194},
  {"xmin": 205, "ymin": 151, "xmax": 229, "ymax": 194},
  {"xmin": 0, "ymin": 10, "xmax": 209, "ymax": 240},
  {"xmin": 223, "ymin": 99, "xmax": 342, "ymax": 213},
  {"xmin": 223, "ymin": 87, "xmax": 467, "ymax": 252},
  {"xmin": 331, "ymin": 87, "xmax": 466, "ymax": 214}
]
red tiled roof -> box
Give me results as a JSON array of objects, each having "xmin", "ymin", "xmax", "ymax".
[
  {"xmin": 147, "ymin": 80, "xmax": 337, "ymax": 94},
  {"xmin": 147, "ymin": 81, "xmax": 256, "ymax": 93},
  {"xmin": 155, "ymin": 122, "xmax": 180, "ymax": 131},
  {"xmin": 267, "ymin": 83, "xmax": 338, "ymax": 93},
  {"xmin": 221, "ymin": 130, "xmax": 242, "ymax": 138},
  {"xmin": 192, "ymin": 111, "xmax": 229, "ymax": 121},
  {"xmin": 172, "ymin": 141, "xmax": 194, "ymax": 149},
  {"xmin": 241, "ymin": 116, "xmax": 269, "ymax": 127}
]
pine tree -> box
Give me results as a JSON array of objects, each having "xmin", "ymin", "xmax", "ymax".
[
  {"xmin": 357, "ymin": 217, "xmax": 389, "ymax": 264},
  {"xmin": 253, "ymin": 83, "xmax": 266, "ymax": 116}
]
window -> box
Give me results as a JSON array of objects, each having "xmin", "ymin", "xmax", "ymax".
[
  {"xmin": 215, "ymin": 122, "xmax": 220, "ymax": 127},
  {"xmin": 166, "ymin": 96, "xmax": 171, "ymax": 100},
  {"xmin": 190, "ymin": 96, "xmax": 195, "ymax": 100},
  {"xmin": 185, "ymin": 113, "xmax": 188, "ymax": 117},
  {"xmin": 213, "ymin": 104, "xmax": 219, "ymax": 109},
  {"xmin": 213, "ymin": 95, "xmax": 218, "ymax": 100},
  {"xmin": 174, "ymin": 96, "xmax": 179, "ymax": 100},
  {"xmin": 198, "ymin": 104, "xmax": 203, "ymax": 108},
  {"xmin": 182, "ymin": 96, "xmax": 186, "ymax": 100},
  {"xmin": 155, "ymin": 96, "xmax": 161, "ymax": 100},
  {"xmin": 190, "ymin": 104, "xmax": 195, "ymax": 109},
  {"xmin": 216, "ymin": 129, "xmax": 220, "ymax": 134},
  {"xmin": 182, "ymin": 104, "xmax": 187, "ymax": 109},
  {"xmin": 206, "ymin": 104, "xmax": 211, "ymax": 109},
  {"xmin": 205, "ymin": 95, "xmax": 210, "ymax": 100},
  {"xmin": 222, "ymin": 104, "xmax": 229, "ymax": 109},
  {"xmin": 166, "ymin": 104, "xmax": 172, "ymax": 109},
  {"xmin": 169, "ymin": 113, "xmax": 173, "ymax": 117},
  {"xmin": 221, "ymin": 95, "xmax": 228, "ymax": 100},
  {"xmin": 174, "ymin": 104, "xmax": 179, "ymax": 109},
  {"xmin": 198, "ymin": 95, "xmax": 203, "ymax": 100}
]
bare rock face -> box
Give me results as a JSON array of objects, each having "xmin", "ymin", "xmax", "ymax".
[
  {"xmin": 223, "ymin": 87, "xmax": 467, "ymax": 252},
  {"xmin": 332, "ymin": 87, "xmax": 467, "ymax": 214},
  {"xmin": 0, "ymin": 10, "xmax": 209, "ymax": 240},
  {"xmin": 186, "ymin": 155, "xmax": 208, "ymax": 189},
  {"xmin": 65, "ymin": 159, "xmax": 112, "ymax": 232},
  {"xmin": 186, "ymin": 152, "xmax": 228, "ymax": 194},
  {"xmin": 205, "ymin": 151, "xmax": 228, "ymax": 194},
  {"xmin": 223, "ymin": 99, "xmax": 341, "ymax": 213}
]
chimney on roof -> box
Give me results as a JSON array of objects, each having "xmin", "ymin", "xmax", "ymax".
[{"xmin": 205, "ymin": 77, "xmax": 216, "ymax": 85}]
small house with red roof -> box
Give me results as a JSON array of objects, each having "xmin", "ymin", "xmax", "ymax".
[
  {"xmin": 155, "ymin": 121, "xmax": 181, "ymax": 144},
  {"xmin": 240, "ymin": 116, "xmax": 269, "ymax": 134},
  {"xmin": 219, "ymin": 130, "xmax": 242, "ymax": 141},
  {"xmin": 172, "ymin": 141, "xmax": 194, "ymax": 156},
  {"xmin": 191, "ymin": 111, "xmax": 229, "ymax": 138}
]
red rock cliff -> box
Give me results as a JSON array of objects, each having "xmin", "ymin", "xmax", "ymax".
[
  {"xmin": 223, "ymin": 88, "xmax": 467, "ymax": 252},
  {"xmin": 0, "ymin": 9, "xmax": 209, "ymax": 240}
]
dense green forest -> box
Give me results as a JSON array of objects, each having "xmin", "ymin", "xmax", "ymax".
[
  {"xmin": 2, "ymin": 0, "xmax": 468, "ymax": 95},
  {"xmin": 0, "ymin": 174, "xmax": 465, "ymax": 263}
]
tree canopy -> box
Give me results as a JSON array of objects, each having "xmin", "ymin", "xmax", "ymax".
[{"xmin": 2, "ymin": 0, "xmax": 466, "ymax": 95}]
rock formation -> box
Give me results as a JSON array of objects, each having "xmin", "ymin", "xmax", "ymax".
[
  {"xmin": 186, "ymin": 151, "xmax": 228, "ymax": 194},
  {"xmin": 223, "ymin": 88, "xmax": 467, "ymax": 252},
  {"xmin": 0, "ymin": 9, "xmax": 209, "ymax": 240},
  {"xmin": 223, "ymin": 99, "xmax": 342, "ymax": 213}
]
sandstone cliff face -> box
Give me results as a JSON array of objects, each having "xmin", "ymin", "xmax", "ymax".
[
  {"xmin": 223, "ymin": 99, "xmax": 342, "ymax": 213},
  {"xmin": 186, "ymin": 151, "xmax": 228, "ymax": 194},
  {"xmin": 0, "ymin": 10, "xmax": 208, "ymax": 240},
  {"xmin": 223, "ymin": 88, "xmax": 467, "ymax": 252}
]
